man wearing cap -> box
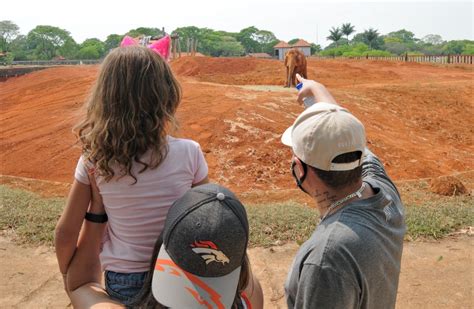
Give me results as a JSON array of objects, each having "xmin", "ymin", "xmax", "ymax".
[{"xmin": 283, "ymin": 74, "xmax": 406, "ymax": 309}]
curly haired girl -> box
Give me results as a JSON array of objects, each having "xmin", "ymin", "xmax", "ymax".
[{"xmin": 55, "ymin": 45, "xmax": 208, "ymax": 305}]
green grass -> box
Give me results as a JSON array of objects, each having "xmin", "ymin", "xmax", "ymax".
[
  {"xmin": 0, "ymin": 185, "xmax": 65, "ymax": 245},
  {"xmin": 405, "ymin": 197, "xmax": 474, "ymax": 239},
  {"xmin": 1, "ymin": 185, "xmax": 473, "ymax": 247},
  {"xmin": 246, "ymin": 202, "xmax": 319, "ymax": 247}
]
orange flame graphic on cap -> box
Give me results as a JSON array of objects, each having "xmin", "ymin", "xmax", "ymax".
[{"xmin": 155, "ymin": 259, "xmax": 225, "ymax": 308}]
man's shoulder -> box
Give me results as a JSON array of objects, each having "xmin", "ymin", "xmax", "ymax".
[
  {"xmin": 292, "ymin": 219, "xmax": 359, "ymax": 271},
  {"xmin": 361, "ymin": 150, "xmax": 401, "ymax": 202},
  {"xmin": 303, "ymin": 220, "xmax": 363, "ymax": 266}
]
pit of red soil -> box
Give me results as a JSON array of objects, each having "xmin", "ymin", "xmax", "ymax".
[{"xmin": 1, "ymin": 57, "xmax": 473, "ymax": 201}]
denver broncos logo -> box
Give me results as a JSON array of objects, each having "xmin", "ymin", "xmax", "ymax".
[{"xmin": 191, "ymin": 241, "xmax": 230, "ymax": 265}]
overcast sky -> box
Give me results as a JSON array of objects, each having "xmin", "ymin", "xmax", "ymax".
[{"xmin": 3, "ymin": 0, "xmax": 473, "ymax": 46}]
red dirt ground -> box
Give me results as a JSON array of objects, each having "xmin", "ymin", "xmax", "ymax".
[{"xmin": 1, "ymin": 57, "xmax": 473, "ymax": 200}]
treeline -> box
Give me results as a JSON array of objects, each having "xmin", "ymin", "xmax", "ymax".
[
  {"xmin": 0, "ymin": 21, "xmax": 290, "ymax": 62},
  {"xmin": 1, "ymin": 20, "xmax": 473, "ymax": 63},
  {"xmin": 0, "ymin": 22, "xmax": 168, "ymax": 62},
  {"xmin": 321, "ymin": 23, "xmax": 474, "ymax": 57}
]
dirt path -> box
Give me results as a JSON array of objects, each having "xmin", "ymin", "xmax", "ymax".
[{"xmin": 1, "ymin": 235, "xmax": 471, "ymax": 308}]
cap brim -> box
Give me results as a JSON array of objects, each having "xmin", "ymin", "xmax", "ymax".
[
  {"xmin": 281, "ymin": 126, "xmax": 293, "ymax": 147},
  {"xmin": 152, "ymin": 246, "xmax": 241, "ymax": 309}
]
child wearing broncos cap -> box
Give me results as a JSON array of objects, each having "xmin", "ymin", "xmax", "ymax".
[{"xmin": 66, "ymin": 182, "xmax": 263, "ymax": 309}]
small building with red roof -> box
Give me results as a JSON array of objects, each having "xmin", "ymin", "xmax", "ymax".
[
  {"xmin": 273, "ymin": 39, "xmax": 312, "ymax": 60},
  {"xmin": 273, "ymin": 41, "xmax": 291, "ymax": 60}
]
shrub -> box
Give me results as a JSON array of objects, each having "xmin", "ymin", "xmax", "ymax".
[
  {"xmin": 366, "ymin": 50, "xmax": 392, "ymax": 57},
  {"xmin": 461, "ymin": 44, "xmax": 474, "ymax": 55},
  {"xmin": 322, "ymin": 43, "xmax": 392, "ymax": 58},
  {"xmin": 0, "ymin": 52, "xmax": 14, "ymax": 65}
]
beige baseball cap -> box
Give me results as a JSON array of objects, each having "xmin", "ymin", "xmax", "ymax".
[{"xmin": 282, "ymin": 103, "xmax": 366, "ymax": 171}]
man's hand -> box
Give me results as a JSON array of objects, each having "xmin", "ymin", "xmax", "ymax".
[
  {"xmin": 295, "ymin": 74, "xmax": 338, "ymax": 105},
  {"xmin": 296, "ymin": 74, "xmax": 317, "ymax": 104}
]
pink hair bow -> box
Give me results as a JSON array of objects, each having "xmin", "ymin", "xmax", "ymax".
[{"xmin": 120, "ymin": 35, "xmax": 171, "ymax": 60}]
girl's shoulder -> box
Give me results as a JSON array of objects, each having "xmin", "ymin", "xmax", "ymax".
[{"xmin": 167, "ymin": 136, "xmax": 202, "ymax": 150}]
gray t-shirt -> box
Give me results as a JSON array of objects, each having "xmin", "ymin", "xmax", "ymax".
[{"xmin": 285, "ymin": 150, "xmax": 406, "ymax": 309}]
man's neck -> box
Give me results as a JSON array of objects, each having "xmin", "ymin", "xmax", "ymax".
[{"xmin": 313, "ymin": 180, "xmax": 366, "ymax": 217}]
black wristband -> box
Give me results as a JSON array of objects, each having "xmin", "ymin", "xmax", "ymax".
[{"xmin": 85, "ymin": 212, "xmax": 108, "ymax": 223}]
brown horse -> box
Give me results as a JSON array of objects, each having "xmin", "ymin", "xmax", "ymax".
[{"xmin": 284, "ymin": 48, "xmax": 307, "ymax": 87}]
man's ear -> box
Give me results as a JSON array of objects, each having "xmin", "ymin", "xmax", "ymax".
[{"xmin": 293, "ymin": 157, "xmax": 306, "ymax": 178}]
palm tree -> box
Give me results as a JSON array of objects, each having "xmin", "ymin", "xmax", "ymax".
[
  {"xmin": 327, "ymin": 27, "xmax": 342, "ymax": 47},
  {"xmin": 341, "ymin": 23, "xmax": 355, "ymax": 43},
  {"xmin": 363, "ymin": 28, "xmax": 379, "ymax": 49}
]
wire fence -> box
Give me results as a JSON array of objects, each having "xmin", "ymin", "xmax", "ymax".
[
  {"xmin": 310, "ymin": 54, "xmax": 473, "ymax": 64},
  {"xmin": 10, "ymin": 59, "xmax": 102, "ymax": 66}
]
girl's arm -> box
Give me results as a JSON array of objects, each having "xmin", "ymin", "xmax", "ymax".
[
  {"xmin": 67, "ymin": 219, "xmax": 121, "ymax": 308},
  {"xmin": 55, "ymin": 180, "xmax": 91, "ymax": 277},
  {"xmin": 67, "ymin": 175, "xmax": 123, "ymax": 308},
  {"xmin": 66, "ymin": 215, "xmax": 105, "ymax": 292}
]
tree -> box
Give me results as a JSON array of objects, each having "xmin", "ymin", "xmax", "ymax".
[
  {"xmin": 327, "ymin": 27, "xmax": 343, "ymax": 47},
  {"xmin": 462, "ymin": 44, "xmax": 474, "ymax": 55},
  {"xmin": 254, "ymin": 30, "xmax": 278, "ymax": 54},
  {"xmin": 442, "ymin": 40, "xmax": 473, "ymax": 55},
  {"xmin": 105, "ymin": 34, "xmax": 123, "ymax": 52},
  {"xmin": 421, "ymin": 34, "xmax": 443, "ymax": 45},
  {"xmin": 353, "ymin": 31, "xmax": 384, "ymax": 50},
  {"xmin": 172, "ymin": 26, "xmax": 202, "ymax": 41},
  {"xmin": 127, "ymin": 27, "xmax": 164, "ymax": 38},
  {"xmin": 325, "ymin": 38, "xmax": 349, "ymax": 49},
  {"xmin": 0, "ymin": 20, "xmax": 20, "ymax": 52},
  {"xmin": 362, "ymin": 28, "xmax": 380, "ymax": 49},
  {"xmin": 172, "ymin": 26, "xmax": 211, "ymax": 54},
  {"xmin": 80, "ymin": 38, "xmax": 105, "ymax": 58},
  {"xmin": 311, "ymin": 43, "xmax": 322, "ymax": 55},
  {"xmin": 9, "ymin": 35, "xmax": 30, "ymax": 60},
  {"xmin": 288, "ymin": 38, "xmax": 299, "ymax": 45},
  {"xmin": 386, "ymin": 29, "xmax": 416, "ymax": 44},
  {"xmin": 214, "ymin": 36, "xmax": 244, "ymax": 56},
  {"xmin": 341, "ymin": 23, "xmax": 355, "ymax": 42},
  {"xmin": 171, "ymin": 26, "xmax": 278, "ymax": 56},
  {"xmin": 236, "ymin": 26, "xmax": 260, "ymax": 53},
  {"xmin": 419, "ymin": 44, "xmax": 444, "ymax": 55},
  {"xmin": 27, "ymin": 25, "xmax": 74, "ymax": 59},
  {"xmin": 77, "ymin": 46, "xmax": 100, "ymax": 59},
  {"xmin": 384, "ymin": 41, "xmax": 409, "ymax": 55},
  {"xmin": 58, "ymin": 38, "xmax": 79, "ymax": 59},
  {"xmin": 198, "ymin": 30, "xmax": 244, "ymax": 57},
  {"xmin": 0, "ymin": 52, "xmax": 14, "ymax": 65}
]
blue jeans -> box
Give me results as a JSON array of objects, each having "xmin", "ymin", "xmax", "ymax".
[{"xmin": 105, "ymin": 270, "xmax": 148, "ymax": 306}]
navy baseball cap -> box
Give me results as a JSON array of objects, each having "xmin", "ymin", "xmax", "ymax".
[{"xmin": 152, "ymin": 183, "xmax": 249, "ymax": 308}]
